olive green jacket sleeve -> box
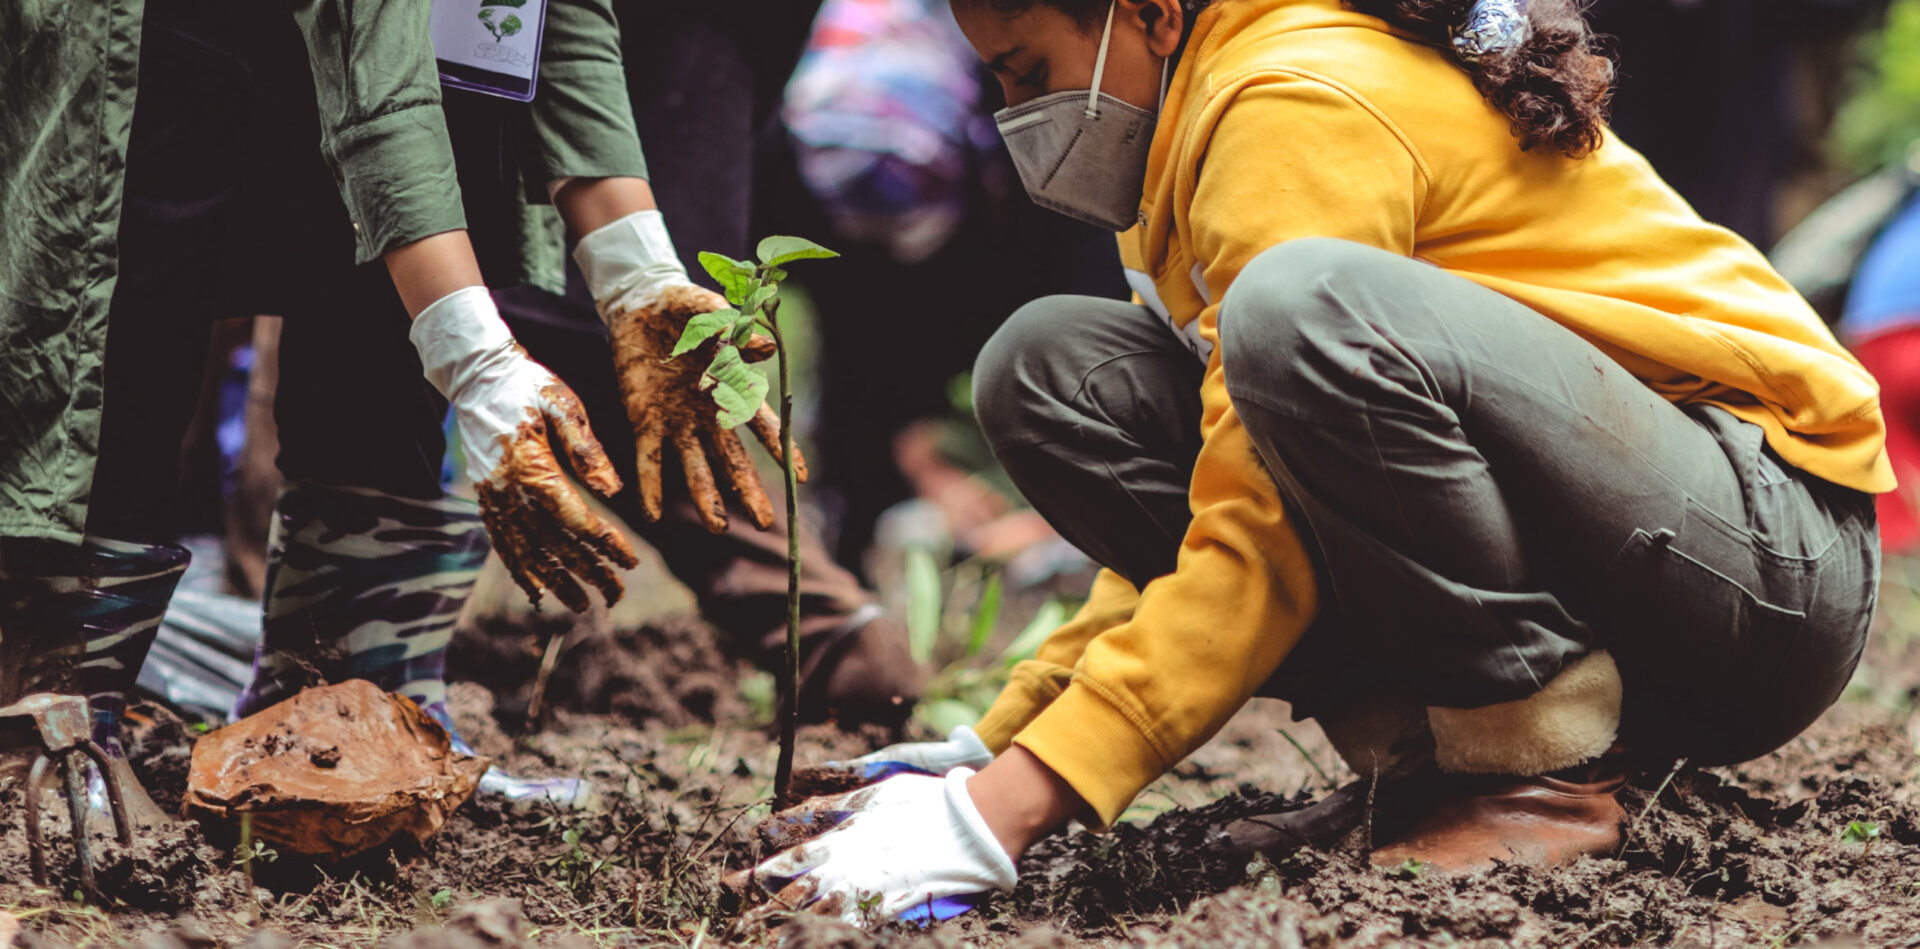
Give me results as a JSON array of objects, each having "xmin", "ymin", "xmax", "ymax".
[
  {"xmin": 293, "ymin": 0, "xmax": 647, "ymax": 270},
  {"xmin": 504, "ymin": 0, "xmax": 650, "ymax": 294},
  {"xmin": 291, "ymin": 0, "xmax": 469, "ymax": 265},
  {"xmin": 528, "ymin": 0, "xmax": 647, "ymax": 184}
]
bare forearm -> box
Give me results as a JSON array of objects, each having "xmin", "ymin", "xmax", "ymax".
[
  {"xmin": 966, "ymin": 744, "xmax": 1086, "ymax": 859},
  {"xmin": 384, "ymin": 231, "xmax": 487, "ymax": 318},
  {"xmin": 550, "ymin": 176, "xmax": 657, "ymax": 238}
]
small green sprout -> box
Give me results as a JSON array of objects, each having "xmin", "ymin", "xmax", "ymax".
[
  {"xmin": 1386, "ymin": 858, "xmax": 1425, "ymax": 879},
  {"xmin": 1842, "ymin": 820, "xmax": 1881, "ymax": 844},
  {"xmin": 546, "ymin": 823, "xmax": 623, "ymax": 897}
]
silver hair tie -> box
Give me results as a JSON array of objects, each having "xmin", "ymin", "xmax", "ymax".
[{"xmin": 1452, "ymin": 0, "xmax": 1531, "ymax": 62}]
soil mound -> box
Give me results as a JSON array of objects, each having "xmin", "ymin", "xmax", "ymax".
[{"xmin": 451, "ymin": 613, "xmax": 747, "ymax": 728}]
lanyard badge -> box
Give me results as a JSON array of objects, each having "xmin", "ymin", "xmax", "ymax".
[{"xmin": 429, "ymin": 0, "xmax": 550, "ymax": 102}]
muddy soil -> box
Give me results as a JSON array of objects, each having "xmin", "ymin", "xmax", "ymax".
[{"xmin": 5, "ymin": 584, "xmax": 1920, "ymax": 948}]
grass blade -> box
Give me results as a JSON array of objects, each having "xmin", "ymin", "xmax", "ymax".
[
  {"xmin": 999, "ymin": 598, "xmax": 1067, "ymax": 665},
  {"xmin": 905, "ymin": 546, "xmax": 943, "ymax": 664}
]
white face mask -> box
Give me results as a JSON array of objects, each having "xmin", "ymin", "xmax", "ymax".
[{"xmin": 991, "ymin": 2, "xmax": 1169, "ymax": 231}]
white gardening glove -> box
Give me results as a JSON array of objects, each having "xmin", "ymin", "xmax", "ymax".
[
  {"xmin": 573, "ymin": 211, "xmax": 800, "ymax": 534},
  {"xmin": 827, "ymin": 726, "xmax": 994, "ymax": 783},
  {"xmin": 410, "ymin": 286, "xmax": 639, "ymax": 611},
  {"xmin": 571, "ymin": 208, "xmax": 699, "ymax": 316},
  {"xmin": 735, "ymin": 770, "xmax": 1016, "ymax": 928}
]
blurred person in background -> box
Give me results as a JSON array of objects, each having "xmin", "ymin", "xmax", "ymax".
[
  {"xmin": 1771, "ymin": 0, "xmax": 1920, "ymax": 549},
  {"xmin": 1840, "ymin": 174, "xmax": 1920, "ymax": 550},
  {"xmin": 759, "ymin": 0, "xmax": 1131, "ymax": 572}
]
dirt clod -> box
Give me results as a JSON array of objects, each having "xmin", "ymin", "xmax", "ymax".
[{"xmin": 777, "ymin": 764, "xmax": 868, "ymax": 811}]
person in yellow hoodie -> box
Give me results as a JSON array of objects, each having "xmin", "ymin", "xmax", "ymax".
[{"xmin": 733, "ymin": 0, "xmax": 1890, "ymax": 926}]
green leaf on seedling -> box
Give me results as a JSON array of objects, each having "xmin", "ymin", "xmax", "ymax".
[
  {"xmin": 430, "ymin": 888, "xmax": 453, "ymax": 910},
  {"xmin": 669, "ymin": 309, "xmax": 739, "ymax": 359},
  {"xmin": 905, "ymin": 546, "xmax": 943, "ymax": 664},
  {"xmin": 1843, "ymin": 820, "xmax": 1881, "ymax": 843},
  {"xmin": 699, "ymin": 251, "xmax": 759, "ymax": 305},
  {"xmin": 729, "ymin": 321, "xmax": 758, "ymax": 348},
  {"xmin": 701, "ymin": 344, "xmax": 770, "ymax": 429},
  {"xmin": 999, "ymin": 597, "xmax": 1068, "ymax": 664},
  {"xmin": 757, "ymin": 235, "xmax": 840, "ymax": 268},
  {"xmin": 745, "ymin": 283, "xmax": 779, "ymax": 315},
  {"xmin": 966, "ymin": 573, "xmax": 1003, "ymax": 659}
]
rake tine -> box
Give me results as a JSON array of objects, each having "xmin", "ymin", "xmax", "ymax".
[
  {"xmin": 25, "ymin": 752, "xmax": 50, "ymax": 885},
  {"xmin": 79, "ymin": 739, "xmax": 133, "ymax": 845},
  {"xmin": 62, "ymin": 749, "xmax": 97, "ymax": 895}
]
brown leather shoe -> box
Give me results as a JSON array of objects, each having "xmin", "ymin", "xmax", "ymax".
[
  {"xmin": 1369, "ymin": 768, "xmax": 1628, "ymax": 873},
  {"xmin": 1215, "ymin": 774, "xmax": 1433, "ymax": 863}
]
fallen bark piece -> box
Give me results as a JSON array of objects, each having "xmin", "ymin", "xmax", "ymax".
[{"xmin": 184, "ymin": 680, "xmax": 489, "ymax": 859}]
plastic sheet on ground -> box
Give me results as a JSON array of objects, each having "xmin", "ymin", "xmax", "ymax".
[{"xmin": 138, "ymin": 586, "xmax": 260, "ymax": 723}]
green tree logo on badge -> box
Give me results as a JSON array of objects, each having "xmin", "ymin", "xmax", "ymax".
[{"xmin": 478, "ymin": 0, "xmax": 524, "ymax": 41}]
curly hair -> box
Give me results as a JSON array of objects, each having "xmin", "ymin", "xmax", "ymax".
[
  {"xmin": 958, "ymin": 0, "xmax": 1615, "ymax": 158},
  {"xmin": 1346, "ymin": 0, "xmax": 1613, "ymax": 157}
]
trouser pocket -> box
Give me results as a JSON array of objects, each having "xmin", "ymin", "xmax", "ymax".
[{"xmin": 1598, "ymin": 495, "xmax": 1872, "ymax": 766}]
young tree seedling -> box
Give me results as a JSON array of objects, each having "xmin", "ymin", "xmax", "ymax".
[{"xmin": 670, "ymin": 236, "xmax": 837, "ymax": 801}]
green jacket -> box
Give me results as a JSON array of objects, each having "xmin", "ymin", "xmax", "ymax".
[{"xmin": 0, "ymin": 0, "xmax": 644, "ymax": 543}]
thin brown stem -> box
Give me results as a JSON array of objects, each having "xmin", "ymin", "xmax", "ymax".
[{"xmin": 767, "ymin": 296, "xmax": 802, "ymax": 802}]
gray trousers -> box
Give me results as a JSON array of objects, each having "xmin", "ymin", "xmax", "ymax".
[{"xmin": 974, "ymin": 238, "xmax": 1879, "ymax": 766}]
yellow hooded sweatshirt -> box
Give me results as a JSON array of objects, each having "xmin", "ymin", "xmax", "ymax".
[{"xmin": 973, "ymin": 0, "xmax": 1892, "ymax": 826}]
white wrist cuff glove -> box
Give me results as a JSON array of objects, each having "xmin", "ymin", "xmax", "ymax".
[
  {"xmin": 838, "ymin": 726, "xmax": 995, "ymax": 781},
  {"xmin": 570, "ymin": 209, "xmax": 691, "ymax": 316},
  {"xmin": 409, "ymin": 285, "xmax": 555, "ymax": 483},
  {"xmin": 411, "ymin": 286, "xmax": 516, "ymax": 398}
]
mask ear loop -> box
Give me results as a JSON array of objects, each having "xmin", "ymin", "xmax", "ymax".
[
  {"xmin": 1157, "ymin": 53, "xmax": 1170, "ymax": 111},
  {"xmin": 1086, "ymin": 0, "xmax": 1118, "ymax": 118}
]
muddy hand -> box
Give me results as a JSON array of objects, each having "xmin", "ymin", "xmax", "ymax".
[
  {"xmin": 730, "ymin": 770, "xmax": 1015, "ymax": 929},
  {"xmin": 818, "ymin": 725, "xmax": 995, "ymax": 785},
  {"xmin": 575, "ymin": 210, "xmax": 805, "ymax": 535},
  {"xmin": 411, "ymin": 287, "xmax": 639, "ymax": 612}
]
